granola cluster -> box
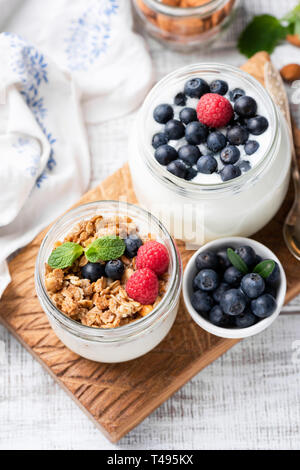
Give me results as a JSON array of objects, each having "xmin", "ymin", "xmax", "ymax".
[
  {"xmin": 136, "ymin": 0, "xmax": 235, "ymax": 38},
  {"xmin": 45, "ymin": 215, "xmax": 169, "ymax": 329}
]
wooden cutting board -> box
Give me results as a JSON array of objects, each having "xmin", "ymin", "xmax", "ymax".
[{"xmin": 1, "ymin": 52, "xmax": 300, "ymax": 443}]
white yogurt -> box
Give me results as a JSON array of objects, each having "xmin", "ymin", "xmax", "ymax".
[
  {"xmin": 148, "ymin": 73, "xmax": 272, "ymax": 184},
  {"xmin": 128, "ymin": 63, "xmax": 291, "ymax": 245},
  {"xmin": 46, "ymin": 302, "xmax": 179, "ymax": 363}
]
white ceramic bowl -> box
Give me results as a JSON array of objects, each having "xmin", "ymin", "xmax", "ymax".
[{"xmin": 183, "ymin": 237, "xmax": 287, "ymax": 339}]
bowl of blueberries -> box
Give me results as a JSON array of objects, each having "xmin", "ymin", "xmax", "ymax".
[{"xmin": 183, "ymin": 237, "xmax": 286, "ymax": 338}]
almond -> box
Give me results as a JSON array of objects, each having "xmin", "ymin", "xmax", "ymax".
[
  {"xmin": 286, "ymin": 34, "xmax": 300, "ymax": 47},
  {"xmin": 161, "ymin": 0, "xmax": 181, "ymax": 5},
  {"xmin": 280, "ymin": 63, "xmax": 300, "ymax": 82},
  {"xmin": 180, "ymin": 0, "xmax": 210, "ymax": 5}
]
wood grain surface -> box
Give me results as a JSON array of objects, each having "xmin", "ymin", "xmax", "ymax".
[{"xmin": 1, "ymin": 52, "xmax": 300, "ymax": 443}]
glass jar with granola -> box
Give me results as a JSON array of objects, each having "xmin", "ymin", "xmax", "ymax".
[
  {"xmin": 35, "ymin": 201, "xmax": 182, "ymax": 363},
  {"xmin": 132, "ymin": 0, "xmax": 240, "ymax": 51}
]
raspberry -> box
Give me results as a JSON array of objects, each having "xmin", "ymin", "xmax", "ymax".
[
  {"xmin": 196, "ymin": 93, "xmax": 233, "ymax": 128},
  {"xmin": 136, "ymin": 241, "xmax": 169, "ymax": 275},
  {"xmin": 126, "ymin": 268, "xmax": 158, "ymax": 305}
]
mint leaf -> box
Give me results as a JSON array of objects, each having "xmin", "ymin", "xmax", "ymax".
[
  {"xmin": 238, "ymin": 14, "xmax": 288, "ymax": 58},
  {"xmin": 253, "ymin": 259, "xmax": 275, "ymax": 279},
  {"xmin": 85, "ymin": 235, "xmax": 125, "ymax": 262},
  {"xmin": 227, "ymin": 248, "xmax": 249, "ymax": 274},
  {"xmin": 48, "ymin": 242, "xmax": 83, "ymax": 269}
]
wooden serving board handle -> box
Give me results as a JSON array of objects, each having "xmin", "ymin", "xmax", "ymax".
[{"xmin": 1, "ymin": 52, "xmax": 300, "ymax": 443}]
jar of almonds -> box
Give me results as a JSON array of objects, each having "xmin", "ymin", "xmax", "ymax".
[{"xmin": 132, "ymin": 0, "xmax": 240, "ymax": 51}]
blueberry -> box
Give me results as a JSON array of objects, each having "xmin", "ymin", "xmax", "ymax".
[
  {"xmin": 174, "ymin": 92, "xmax": 187, "ymax": 106},
  {"xmin": 178, "ymin": 144, "xmax": 201, "ymax": 166},
  {"xmin": 197, "ymin": 155, "xmax": 218, "ymax": 174},
  {"xmin": 229, "ymin": 88, "xmax": 245, "ymax": 102},
  {"xmin": 185, "ymin": 167, "xmax": 197, "ymax": 181},
  {"xmin": 81, "ymin": 262, "xmax": 106, "ymax": 282},
  {"xmin": 153, "ymin": 103, "xmax": 174, "ymax": 124},
  {"xmin": 241, "ymin": 273, "xmax": 265, "ymax": 299},
  {"xmin": 265, "ymin": 261, "xmax": 280, "ymax": 285},
  {"xmin": 251, "ymin": 294, "xmax": 277, "ymax": 318},
  {"xmin": 165, "ymin": 119, "xmax": 185, "ymax": 140},
  {"xmin": 207, "ymin": 131, "xmax": 227, "ymax": 152},
  {"xmin": 235, "ymin": 245, "xmax": 256, "ymax": 267},
  {"xmin": 213, "ymin": 282, "xmax": 230, "ymax": 303},
  {"xmin": 209, "ymin": 305, "xmax": 230, "ymax": 326},
  {"xmin": 234, "ymin": 310, "xmax": 256, "ymax": 328},
  {"xmin": 167, "ymin": 159, "xmax": 187, "ymax": 178},
  {"xmin": 184, "ymin": 77, "xmax": 209, "ymax": 98},
  {"xmin": 240, "ymin": 288, "xmax": 251, "ymax": 305},
  {"xmin": 226, "ymin": 125, "xmax": 249, "ymax": 145},
  {"xmin": 155, "ymin": 145, "xmax": 178, "ymax": 165},
  {"xmin": 254, "ymin": 254, "xmax": 263, "ymax": 265},
  {"xmin": 224, "ymin": 266, "xmax": 243, "ymax": 286},
  {"xmin": 238, "ymin": 160, "xmax": 251, "ymax": 172},
  {"xmin": 210, "ymin": 80, "xmax": 228, "ymax": 95},
  {"xmin": 235, "ymin": 115, "xmax": 247, "ymax": 127},
  {"xmin": 195, "ymin": 250, "xmax": 219, "ymax": 271},
  {"xmin": 245, "ymin": 140, "xmax": 259, "ymax": 155},
  {"xmin": 124, "ymin": 234, "xmax": 143, "ymax": 258},
  {"xmin": 152, "ymin": 132, "xmax": 168, "ymax": 149},
  {"xmin": 194, "ymin": 269, "xmax": 219, "ymax": 292},
  {"xmin": 179, "ymin": 107, "xmax": 197, "ymax": 125},
  {"xmin": 217, "ymin": 249, "xmax": 232, "ymax": 270},
  {"xmin": 220, "ymin": 288, "xmax": 247, "ymax": 316},
  {"xmin": 185, "ymin": 121, "xmax": 208, "ymax": 145},
  {"xmin": 220, "ymin": 145, "xmax": 240, "ymax": 164},
  {"xmin": 191, "ymin": 290, "xmax": 214, "ymax": 313},
  {"xmin": 246, "ymin": 115, "xmax": 269, "ymax": 135},
  {"xmin": 264, "ymin": 284, "xmax": 277, "ymax": 298},
  {"xmin": 105, "ymin": 259, "xmax": 124, "ymax": 280},
  {"xmin": 234, "ymin": 96, "xmax": 257, "ymax": 118},
  {"xmin": 220, "ymin": 164, "xmax": 241, "ymax": 181}
]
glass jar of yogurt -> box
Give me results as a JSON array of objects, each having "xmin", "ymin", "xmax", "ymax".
[
  {"xmin": 35, "ymin": 201, "xmax": 182, "ymax": 363},
  {"xmin": 132, "ymin": 0, "xmax": 240, "ymax": 52},
  {"xmin": 128, "ymin": 63, "xmax": 291, "ymax": 246}
]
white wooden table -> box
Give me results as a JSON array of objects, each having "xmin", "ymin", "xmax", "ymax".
[{"xmin": 1, "ymin": 0, "xmax": 300, "ymax": 450}]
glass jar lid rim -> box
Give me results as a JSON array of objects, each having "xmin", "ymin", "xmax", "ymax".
[{"xmin": 142, "ymin": 0, "xmax": 228, "ymax": 17}]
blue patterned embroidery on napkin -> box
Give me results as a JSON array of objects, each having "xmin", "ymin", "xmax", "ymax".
[
  {"xmin": 12, "ymin": 136, "xmax": 41, "ymax": 178},
  {"xmin": 4, "ymin": 32, "xmax": 56, "ymax": 188},
  {"xmin": 64, "ymin": 0, "xmax": 118, "ymax": 71}
]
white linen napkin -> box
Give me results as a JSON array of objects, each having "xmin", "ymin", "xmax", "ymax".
[
  {"xmin": 0, "ymin": 32, "xmax": 90, "ymax": 296},
  {"xmin": 0, "ymin": 0, "xmax": 153, "ymax": 297},
  {"xmin": 3, "ymin": 0, "xmax": 154, "ymax": 123}
]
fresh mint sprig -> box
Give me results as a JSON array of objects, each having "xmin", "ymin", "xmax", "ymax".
[
  {"xmin": 85, "ymin": 235, "xmax": 125, "ymax": 262},
  {"xmin": 238, "ymin": 3, "xmax": 300, "ymax": 58},
  {"xmin": 238, "ymin": 14, "xmax": 289, "ymax": 58},
  {"xmin": 226, "ymin": 248, "xmax": 249, "ymax": 274},
  {"xmin": 48, "ymin": 242, "xmax": 83, "ymax": 269},
  {"xmin": 226, "ymin": 247, "xmax": 276, "ymax": 279},
  {"xmin": 253, "ymin": 259, "xmax": 275, "ymax": 279}
]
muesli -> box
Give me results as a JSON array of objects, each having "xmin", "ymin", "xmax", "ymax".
[{"xmin": 45, "ymin": 214, "xmax": 170, "ymax": 329}]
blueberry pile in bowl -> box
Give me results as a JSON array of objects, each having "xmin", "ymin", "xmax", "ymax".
[
  {"xmin": 151, "ymin": 77, "xmax": 269, "ymax": 183},
  {"xmin": 190, "ymin": 244, "xmax": 280, "ymax": 329}
]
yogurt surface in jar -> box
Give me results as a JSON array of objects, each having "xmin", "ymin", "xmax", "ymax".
[{"xmin": 148, "ymin": 72, "xmax": 272, "ymax": 185}]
